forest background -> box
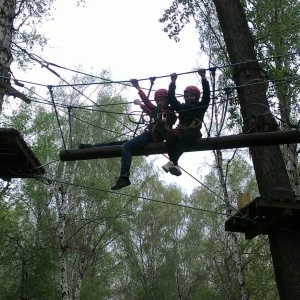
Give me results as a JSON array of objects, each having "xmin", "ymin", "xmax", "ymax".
[{"xmin": 0, "ymin": 0, "xmax": 299, "ymax": 299}]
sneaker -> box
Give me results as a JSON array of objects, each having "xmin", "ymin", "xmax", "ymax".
[
  {"xmin": 169, "ymin": 165, "xmax": 182, "ymax": 176},
  {"xmin": 162, "ymin": 161, "xmax": 174, "ymax": 173},
  {"xmin": 111, "ymin": 177, "xmax": 131, "ymax": 190},
  {"xmin": 78, "ymin": 143, "xmax": 92, "ymax": 149}
]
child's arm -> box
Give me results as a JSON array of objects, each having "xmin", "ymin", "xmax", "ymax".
[
  {"xmin": 130, "ymin": 79, "xmax": 155, "ymax": 110},
  {"xmin": 133, "ymin": 99, "xmax": 152, "ymax": 115},
  {"xmin": 198, "ymin": 69, "xmax": 210, "ymax": 107},
  {"xmin": 168, "ymin": 73, "xmax": 181, "ymax": 111},
  {"xmin": 198, "ymin": 68, "xmax": 206, "ymax": 80},
  {"xmin": 131, "ymin": 79, "xmax": 141, "ymax": 91}
]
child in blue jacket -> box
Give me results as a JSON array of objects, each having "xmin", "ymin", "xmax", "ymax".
[{"xmin": 162, "ymin": 69, "xmax": 210, "ymax": 176}]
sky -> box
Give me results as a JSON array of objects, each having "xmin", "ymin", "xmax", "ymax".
[{"xmin": 11, "ymin": 0, "xmax": 213, "ymax": 194}]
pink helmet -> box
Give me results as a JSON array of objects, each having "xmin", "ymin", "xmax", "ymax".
[
  {"xmin": 154, "ymin": 89, "xmax": 168, "ymax": 99},
  {"xmin": 184, "ymin": 85, "xmax": 201, "ymax": 100}
]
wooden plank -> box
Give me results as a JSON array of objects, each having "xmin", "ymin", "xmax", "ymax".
[
  {"xmin": 256, "ymin": 198, "xmax": 300, "ymax": 210},
  {"xmin": 60, "ymin": 130, "xmax": 300, "ymax": 161}
]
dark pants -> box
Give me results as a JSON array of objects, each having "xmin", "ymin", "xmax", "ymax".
[
  {"xmin": 166, "ymin": 129, "xmax": 199, "ymax": 165},
  {"xmin": 120, "ymin": 132, "xmax": 153, "ymax": 178}
]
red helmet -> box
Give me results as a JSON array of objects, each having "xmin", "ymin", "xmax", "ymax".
[
  {"xmin": 184, "ymin": 85, "xmax": 201, "ymax": 100},
  {"xmin": 154, "ymin": 88, "xmax": 168, "ymax": 99}
]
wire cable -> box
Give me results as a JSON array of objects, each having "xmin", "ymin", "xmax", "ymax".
[
  {"xmin": 35, "ymin": 174, "xmax": 239, "ymax": 218},
  {"xmin": 48, "ymin": 85, "xmax": 67, "ymax": 150}
]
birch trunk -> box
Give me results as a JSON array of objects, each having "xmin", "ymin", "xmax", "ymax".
[
  {"xmin": 55, "ymin": 162, "xmax": 69, "ymax": 300},
  {"xmin": 276, "ymin": 83, "xmax": 300, "ymax": 195},
  {"xmin": 67, "ymin": 152, "xmax": 87, "ymax": 299},
  {"xmin": 0, "ymin": 0, "xmax": 15, "ymax": 111},
  {"xmin": 71, "ymin": 227, "xmax": 89, "ymax": 300},
  {"xmin": 272, "ymin": 8, "xmax": 300, "ymax": 197}
]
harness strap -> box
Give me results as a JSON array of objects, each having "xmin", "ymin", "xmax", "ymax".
[{"xmin": 165, "ymin": 118, "xmax": 202, "ymax": 134}]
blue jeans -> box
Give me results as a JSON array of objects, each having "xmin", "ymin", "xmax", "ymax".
[{"xmin": 120, "ymin": 132, "xmax": 153, "ymax": 178}]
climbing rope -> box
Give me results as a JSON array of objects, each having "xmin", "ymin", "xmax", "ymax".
[
  {"xmin": 48, "ymin": 85, "xmax": 67, "ymax": 151},
  {"xmin": 132, "ymin": 77, "xmax": 156, "ymax": 137}
]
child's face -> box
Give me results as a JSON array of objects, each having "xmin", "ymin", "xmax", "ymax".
[
  {"xmin": 184, "ymin": 92, "xmax": 197, "ymax": 103},
  {"xmin": 155, "ymin": 97, "xmax": 168, "ymax": 109}
]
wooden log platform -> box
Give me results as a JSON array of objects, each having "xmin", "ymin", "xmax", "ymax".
[
  {"xmin": 225, "ymin": 197, "xmax": 300, "ymax": 239},
  {"xmin": 60, "ymin": 130, "xmax": 300, "ymax": 162},
  {"xmin": 0, "ymin": 128, "xmax": 45, "ymax": 180}
]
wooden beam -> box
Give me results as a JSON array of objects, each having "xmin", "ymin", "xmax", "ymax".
[
  {"xmin": 225, "ymin": 195, "xmax": 300, "ymax": 239},
  {"xmin": 0, "ymin": 79, "xmax": 31, "ymax": 104},
  {"xmin": 60, "ymin": 130, "xmax": 300, "ymax": 162}
]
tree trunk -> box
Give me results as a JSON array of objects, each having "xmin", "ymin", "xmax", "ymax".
[
  {"xmin": 0, "ymin": 0, "xmax": 15, "ymax": 111},
  {"xmin": 211, "ymin": 0, "xmax": 300, "ymax": 298},
  {"xmin": 56, "ymin": 183, "xmax": 69, "ymax": 300}
]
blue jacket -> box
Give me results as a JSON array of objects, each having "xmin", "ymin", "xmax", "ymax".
[{"xmin": 168, "ymin": 78, "xmax": 210, "ymax": 127}]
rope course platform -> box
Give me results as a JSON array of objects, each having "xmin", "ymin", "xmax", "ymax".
[
  {"xmin": 225, "ymin": 196, "xmax": 300, "ymax": 239},
  {"xmin": 0, "ymin": 128, "xmax": 45, "ymax": 180},
  {"xmin": 60, "ymin": 130, "xmax": 300, "ymax": 161}
]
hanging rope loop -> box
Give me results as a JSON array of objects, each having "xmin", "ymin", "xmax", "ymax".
[
  {"xmin": 132, "ymin": 77, "xmax": 156, "ymax": 137},
  {"xmin": 207, "ymin": 66, "xmax": 217, "ymax": 137},
  {"xmin": 48, "ymin": 85, "xmax": 67, "ymax": 150}
]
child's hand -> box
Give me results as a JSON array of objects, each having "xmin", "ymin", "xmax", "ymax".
[
  {"xmin": 198, "ymin": 68, "xmax": 206, "ymax": 79},
  {"xmin": 133, "ymin": 99, "xmax": 142, "ymax": 106},
  {"xmin": 170, "ymin": 73, "xmax": 177, "ymax": 83},
  {"xmin": 130, "ymin": 79, "xmax": 140, "ymax": 90}
]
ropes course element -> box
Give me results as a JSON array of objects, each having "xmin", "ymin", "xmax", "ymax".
[
  {"xmin": 6, "ymin": 45, "xmax": 299, "ymax": 240},
  {"xmin": 0, "ymin": 128, "xmax": 45, "ymax": 180},
  {"xmin": 217, "ymin": 87, "xmax": 231, "ymax": 136},
  {"xmin": 34, "ymin": 174, "xmax": 243, "ymax": 217},
  {"xmin": 60, "ymin": 130, "xmax": 300, "ymax": 161},
  {"xmin": 207, "ymin": 67, "xmax": 216, "ymax": 137},
  {"xmin": 67, "ymin": 106, "xmax": 73, "ymax": 149},
  {"xmin": 3, "ymin": 47, "xmax": 300, "ymax": 189},
  {"xmin": 48, "ymin": 85, "xmax": 67, "ymax": 151},
  {"xmin": 132, "ymin": 77, "xmax": 156, "ymax": 138},
  {"xmin": 128, "ymin": 111, "xmax": 149, "ymax": 125}
]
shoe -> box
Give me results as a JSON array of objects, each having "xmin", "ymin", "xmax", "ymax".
[
  {"xmin": 111, "ymin": 177, "xmax": 131, "ymax": 190},
  {"xmin": 162, "ymin": 161, "xmax": 174, "ymax": 173},
  {"xmin": 169, "ymin": 165, "xmax": 182, "ymax": 176},
  {"xmin": 78, "ymin": 143, "xmax": 92, "ymax": 149}
]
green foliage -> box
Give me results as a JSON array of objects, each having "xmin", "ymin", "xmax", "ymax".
[
  {"xmin": 0, "ymin": 84, "xmax": 277, "ymax": 299},
  {"xmin": 159, "ymin": 0, "xmax": 196, "ymax": 42},
  {"xmin": 0, "ymin": 198, "xmax": 59, "ymax": 299},
  {"xmin": 4, "ymin": 0, "xmax": 295, "ymax": 295},
  {"xmin": 111, "ymin": 178, "xmax": 218, "ymax": 299},
  {"xmin": 7, "ymin": 0, "xmax": 87, "ymax": 69},
  {"xmin": 160, "ymin": 0, "xmax": 300, "ymax": 133},
  {"xmin": 188, "ymin": 157, "xmax": 276, "ymax": 299},
  {"xmin": 243, "ymin": 236, "xmax": 279, "ymax": 300},
  {"xmin": 246, "ymin": 0, "xmax": 300, "ymax": 125}
]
